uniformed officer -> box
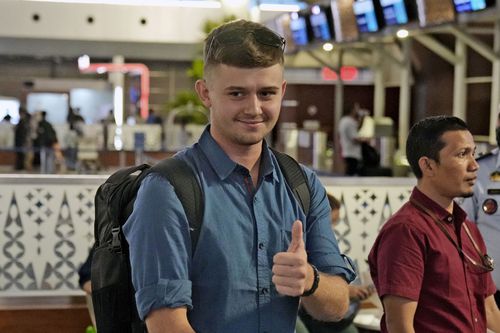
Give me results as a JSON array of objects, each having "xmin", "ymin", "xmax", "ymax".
[{"xmin": 462, "ymin": 112, "xmax": 500, "ymax": 307}]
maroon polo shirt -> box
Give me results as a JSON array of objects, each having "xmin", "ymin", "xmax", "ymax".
[{"xmin": 368, "ymin": 187, "xmax": 496, "ymax": 333}]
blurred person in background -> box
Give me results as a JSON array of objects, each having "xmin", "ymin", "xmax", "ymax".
[
  {"xmin": 14, "ymin": 107, "xmax": 31, "ymax": 170},
  {"xmin": 36, "ymin": 111, "xmax": 58, "ymax": 173},
  {"xmin": 338, "ymin": 103, "xmax": 368, "ymax": 176},
  {"xmin": 0, "ymin": 114, "xmax": 13, "ymax": 152}
]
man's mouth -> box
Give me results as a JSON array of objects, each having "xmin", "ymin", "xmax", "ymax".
[
  {"xmin": 238, "ymin": 119, "xmax": 264, "ymax": 125},
  {"xmin": 465, "ymin": 177, "xmax": 477, "ymax": 185}
]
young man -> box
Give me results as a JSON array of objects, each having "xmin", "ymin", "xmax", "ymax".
[
  {"xmin": 123, "ymin": 19, "xmax": 354, "ymax": 333},
  {"xmin": 461, "ymin": 112, "xmax": 500, "ymax": 308},
  {"xmin": 368, "ymin": 116, "xmax": 500, "ymax": 332}
]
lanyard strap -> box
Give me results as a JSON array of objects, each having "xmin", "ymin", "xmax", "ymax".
[{"xmin": 409, "ymin": 198, "xmax": 488, "ymax": 268}]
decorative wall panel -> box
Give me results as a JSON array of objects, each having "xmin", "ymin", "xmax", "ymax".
[
  {"xmin": 0, "ymin": 175, "xmax": 415, "ymax": 297},
  {"xmin": 324, "ymin": 178, "xmax": 415, "ymax": 274},
  {"xmin": 0, "ymin": 175, "xmax": 105, "ymax": 297}
]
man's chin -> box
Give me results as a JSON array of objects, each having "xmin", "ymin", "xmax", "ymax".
[
  {"xmin": 460, "ymin": 191, "xmax": 474, "ymax": 198},
  {"xmin": 235, "ymin": 133, "xmax": 269, "ymax": 146}
]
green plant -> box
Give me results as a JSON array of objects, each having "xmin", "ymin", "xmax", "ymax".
[
  {"xmin": 163, "ymin": 90, "xmax": 208, "ymax": 125},
  {"xmin": 187, "ymin": 58, "xmax": 204, "ymax": 81}
]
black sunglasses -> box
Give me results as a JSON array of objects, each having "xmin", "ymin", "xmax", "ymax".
[{"xmin": 207, "ymin": 27, "xmax": 286, "ymax": 56}]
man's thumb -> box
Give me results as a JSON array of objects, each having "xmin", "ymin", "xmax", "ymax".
[{"xmin": 287, "ymin": 220, "xmax": 304, "ymax": 253}]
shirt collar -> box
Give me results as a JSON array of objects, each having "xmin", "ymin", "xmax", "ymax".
[
  {"xmin": 198, "ymin": 125, "xmax": 278, "ymax": 182},
  {"xmin": 411, "ymin": 187, "xmax": 467, "ymax": 225}
]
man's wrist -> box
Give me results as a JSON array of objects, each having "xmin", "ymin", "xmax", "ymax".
[{"xmin": 302, "ymin": 264, "xmax": 319, "ymax": 297}]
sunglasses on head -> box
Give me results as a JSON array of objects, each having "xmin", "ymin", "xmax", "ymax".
[{"xmin": 207, "ymin": 27, "xmax": 286, "ymax": 56}]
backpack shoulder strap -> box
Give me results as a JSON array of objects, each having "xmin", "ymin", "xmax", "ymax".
[
  {"xmin": 270, "ymin": 148, "xmax": 311, "ymax": 216},
  {"xmin": 150, "ymin": 157, "xmax": 204, "ymax": 253}
]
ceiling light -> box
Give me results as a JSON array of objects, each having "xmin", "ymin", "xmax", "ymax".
[
  {"xmin": 323, "ymin": 43, "xmax": 334, "ymax": 52},
  {"xmin": 396, "ymin": 29, "xmax": 409, "ymax": 39},
  {"xmin": 25, "ymin": 0, "xmax": 222, "ymax": 9},
  {"xmin": 258, "ymin": 3, "xmax": 301, "ymax": 12}
]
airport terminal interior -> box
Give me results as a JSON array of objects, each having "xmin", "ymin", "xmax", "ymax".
[{"xmin": 0, "ymin": 0, "xmax": 499, "ymax": 332}]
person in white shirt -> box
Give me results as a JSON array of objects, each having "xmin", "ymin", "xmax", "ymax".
[{"xmin": 338, "ymin": 104, "xmax": 366, "ymax": 175}]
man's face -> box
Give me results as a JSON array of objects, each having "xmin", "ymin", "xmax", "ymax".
[
  {"xmin": 430, "ymin": 130, "xmax": 479, "ymax": 199},
  {"xmin": 196, "ymin": 63, "xmax": 286, "ymax": 149}
]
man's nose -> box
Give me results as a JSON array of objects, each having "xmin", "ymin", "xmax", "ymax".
[
  {"xmin": 469, "ymin": 155, "xmax": 479, "ymax": 171},
  {"xmin": 245, "ymin": 95, "xmax": 262, "ymax": 115}
]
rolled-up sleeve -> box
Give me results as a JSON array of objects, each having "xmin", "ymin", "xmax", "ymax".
[
  {"xmin": 123, "ymin": 173, "xmax": 193, "ymax": 320},
  {"xmin": 303, "ymin": 168, "xmax": 356, "ymax": 283}
]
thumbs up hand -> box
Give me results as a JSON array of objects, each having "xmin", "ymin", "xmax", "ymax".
[
  {"xmin": 272, "ymin": 220, "xmax": 312, "ymax": 297},
  {"xmin": 287, "ymin": 219, "xmax": 305, "ymax": 253}
]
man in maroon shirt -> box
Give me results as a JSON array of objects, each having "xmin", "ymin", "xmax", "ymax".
[{"xmin": 368, "ymin": 116, "xmax": 500, "ymax": 332}]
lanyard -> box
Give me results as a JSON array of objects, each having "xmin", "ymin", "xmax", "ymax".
[{"xmin": 410, "ymin": 198, "xmax": 494, "ymax": 271}]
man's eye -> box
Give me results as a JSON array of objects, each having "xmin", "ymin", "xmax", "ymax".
[
  {"xmin": 229, "ymin": 91, "xmax": 243, "ymax": 97},
  {"xmin": 260, "ymin": 91, "xmax": 276, "ymax": 98}
]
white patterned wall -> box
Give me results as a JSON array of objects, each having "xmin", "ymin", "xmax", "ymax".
[
  {"xmin": 0, "ymin": 175, "xmax": 415, "ymax": 297},
  {"xmin": 324, "ymin": 182, "xmax": 414, "ymax": 274},
  {"xmin": 0, "ymin": 175, "xmax": 105, "ymax": 297}
]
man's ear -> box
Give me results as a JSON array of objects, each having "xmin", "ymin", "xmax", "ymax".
[
  {"xmin": 195, "ymin": 79, "xmax": 211, "ymax": 108},
  {"xmin": 418, "ymin": 156, "xmax": 435, "ymax": 177},
  {"xmin": 281, "ymin": 80, "xmax": 287, "ymax": 98}
]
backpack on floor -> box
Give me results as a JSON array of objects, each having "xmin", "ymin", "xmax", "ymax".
[{"xmin": 90, "ymin": 150, "xmax": 310, "ymax": 333}]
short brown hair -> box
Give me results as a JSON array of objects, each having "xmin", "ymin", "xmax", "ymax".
[
  {"xmin": 203, "ymin": 19, "xmax": 285, "ymax": 74},
  {"xmin": 327, "ymin": 193, "xmax": 341, "ymax": 211}
]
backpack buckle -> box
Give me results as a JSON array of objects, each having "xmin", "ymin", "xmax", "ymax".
[{"xmin": 111, "ymin": 227, "xmax": 122, "ymax": 253}]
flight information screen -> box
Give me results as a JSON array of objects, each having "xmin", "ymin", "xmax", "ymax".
[
  {"xmin": 380, "ymin": 0, "xmax": 409, "ymax": 25},
  {"xmin": 353, "ymin": 0, "xmax": 380, "ymax": 32}
]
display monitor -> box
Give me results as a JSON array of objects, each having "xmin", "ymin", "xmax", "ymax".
[
  {"xmin": 380, "ymin": 0, "xmax": 412, "ymax": 25},
  {"xmin": 289, "ymin": 11, "xmax": 310, "ymax": 46},
  {"xmin": 331, "ymin": 0, "xmax": 360, "ymax": 42},
  {"xmin": 416, "ymin": 0, "xmax": 455, "ymax": 26},
  {"xmin": 453, "ymin": 0, "xmax": 494, "ymax": 12},
  {"xmin": 308, "ymin": 4, "xmax": 334, "ymax": 42},
  {"xmin": 268, "ymin": 14, "xmax": 298, "ymax": 54},
  {"xmin": 352, "ymin": 0, "xmax": 384, "ymax": 33}
]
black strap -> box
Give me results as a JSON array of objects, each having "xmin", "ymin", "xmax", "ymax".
[
  {"xmin": 271, "ymin": 148, "xmax": 311, "ymax": 216},
  {"xmin": 108, "ymin": 163, "xmax": 150, "ymax": 184},
  {"xmin": 150, "ymin": 158, "xmax": 204, "ymax": 253}
]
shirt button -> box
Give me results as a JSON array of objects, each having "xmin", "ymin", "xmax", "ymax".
[
  {"xmin": 474, "ymin": 317, "xmax": 478, "ymax": 322},
  {"xmin": 447, "ymin": 217, "xmax": 452, "ymax": 222},
  {"xmin": 254, "ymin": 196, "xmax": 258, "ymax": 203},
  {"xmin": 258, "ymin": 242, "xmax": 265, "ymax": 250}
]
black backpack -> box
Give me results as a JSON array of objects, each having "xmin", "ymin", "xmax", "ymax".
[{"xmin": 90, "ymin": 150, "xmax": 311, "ymax": 333}]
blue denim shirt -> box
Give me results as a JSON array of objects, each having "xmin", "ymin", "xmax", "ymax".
[{"xmin": 123, "ymin": 127, "xmax": 355, "ymax": 333}]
